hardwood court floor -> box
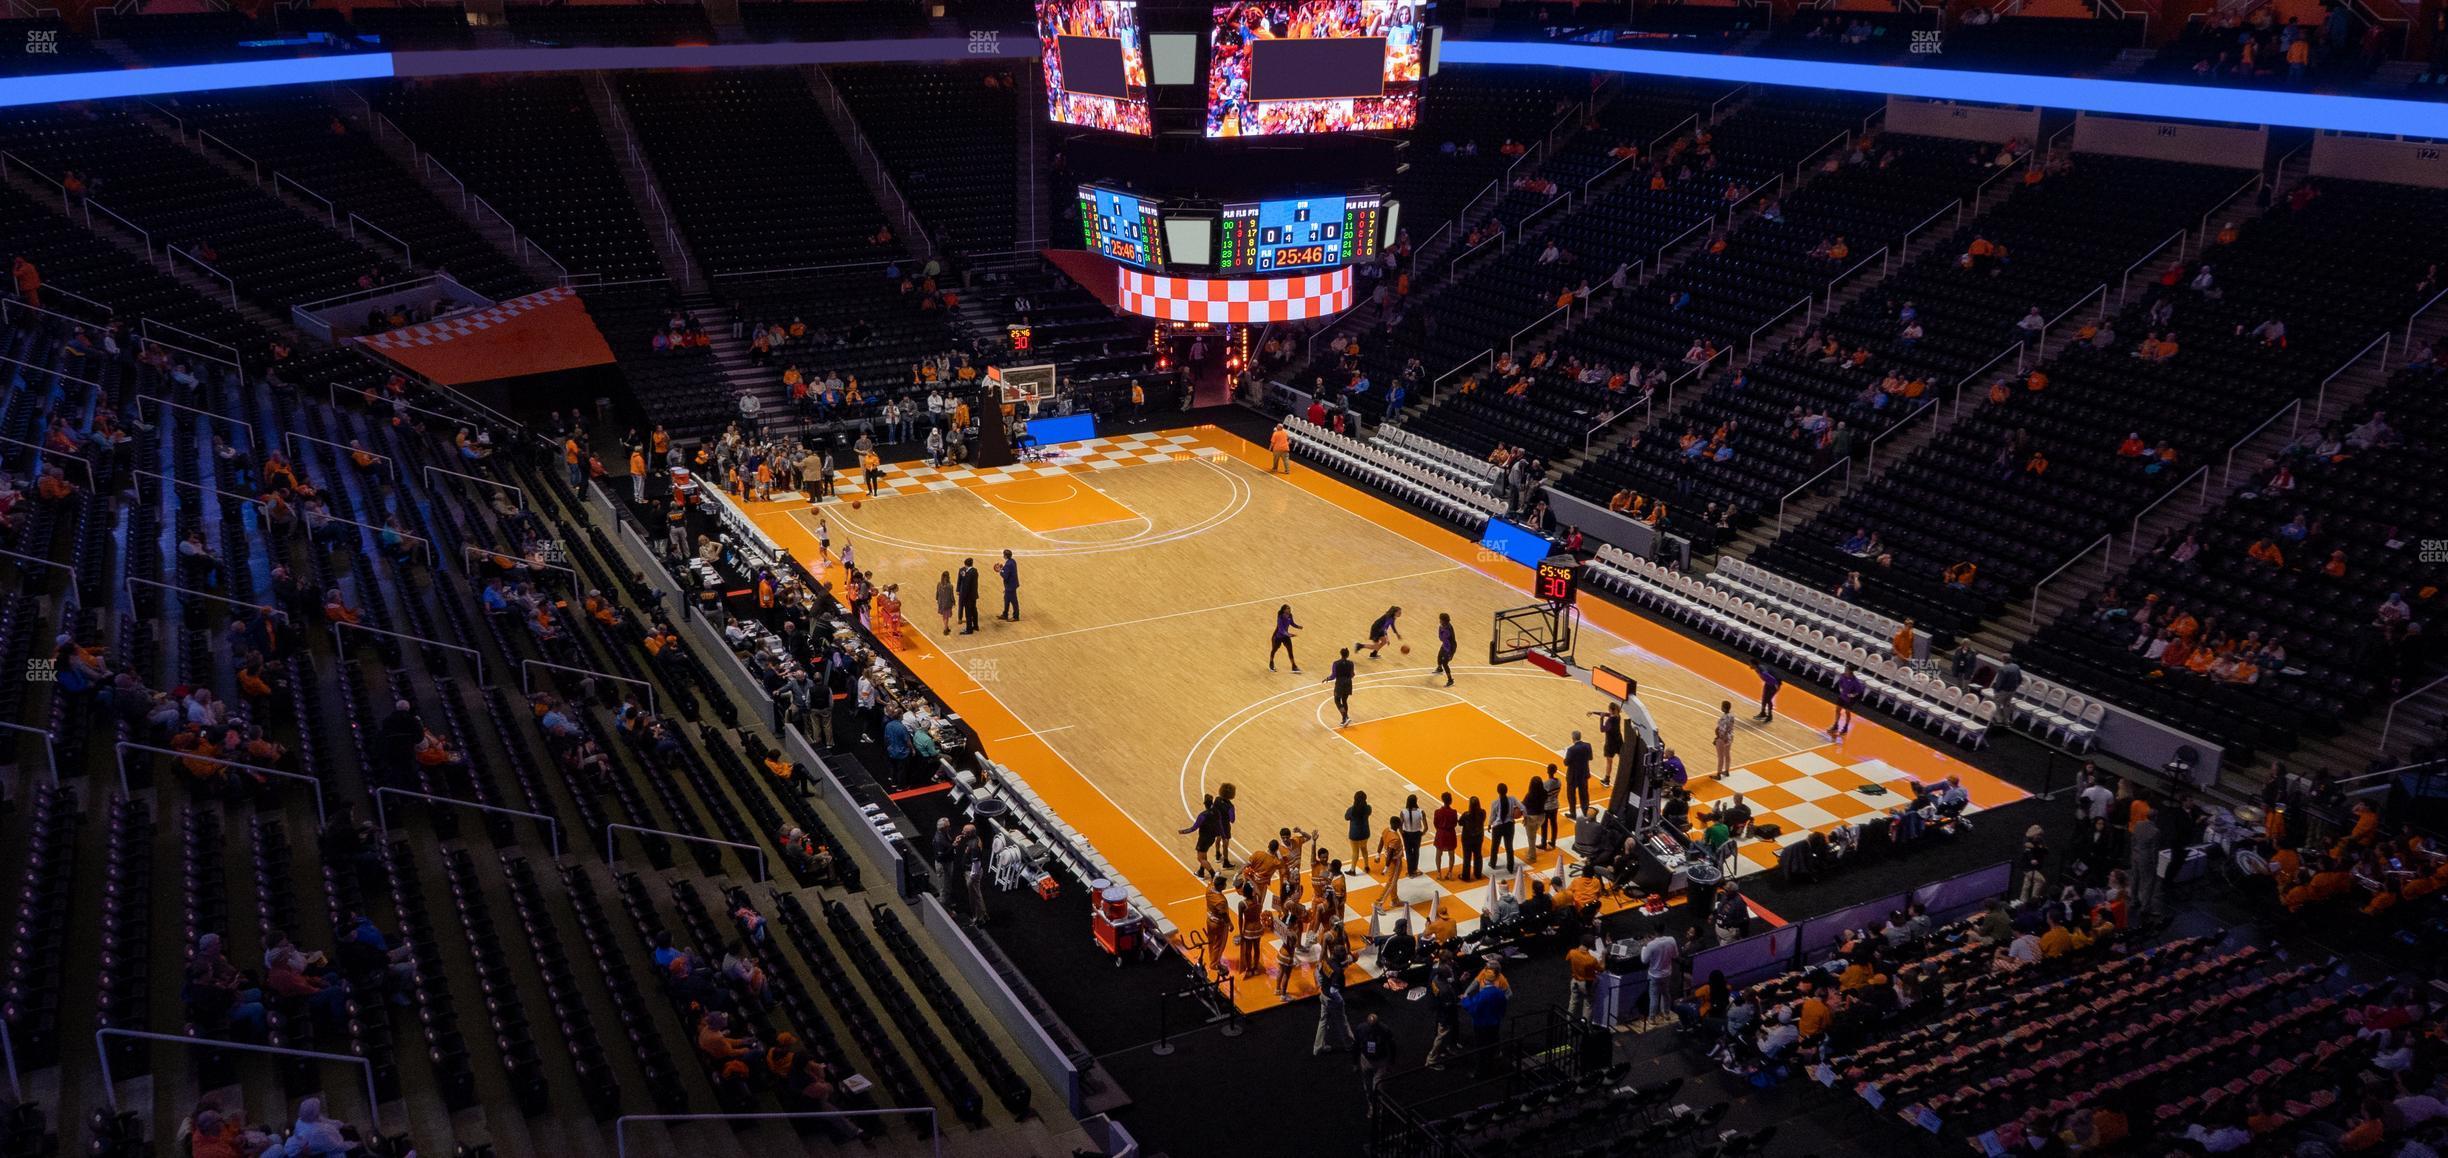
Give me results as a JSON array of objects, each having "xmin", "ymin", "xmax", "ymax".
[{"xmin": 739, "ymin": 428, "xmax": 2021, "ymax": 1004}]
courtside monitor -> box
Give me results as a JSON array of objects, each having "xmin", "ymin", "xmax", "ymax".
[
  {"xmin": 1205, "ymin": 0, "xmax": 1425, "ymax": 137},
  {"xmin": 1480, "ymin": 517, "xmax": 1550, "ymax": 569},
  {"xmin": 1039, "ymin": 0, "xmax": 1153, "ymax": 135}
]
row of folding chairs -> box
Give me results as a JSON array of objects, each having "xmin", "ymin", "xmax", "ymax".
[
  {"xmin": 1586, "ymin": 545, "xmax": 1993, "ymax": 747},
  {"xmin": 1712, "ymin": 556, "xmax": 1913, "ymax": 662},
  {"xmin": 1285, "ymin": 417, "xmax": 1506, "ymax": 524},
  {"xmin": 1378, "ymin": 423, "xmax": 1503, "ymax": 485}
]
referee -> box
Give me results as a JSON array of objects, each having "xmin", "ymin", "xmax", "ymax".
[{"xmin": 1324, "ymin": 648, "xmax": 1357, "ymax": 727}]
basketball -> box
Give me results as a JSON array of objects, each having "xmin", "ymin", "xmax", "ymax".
[
  {"xmin": 1400, "ymin": 645, "xmax": 1412, "ymax": 655},
  {"xmin": 852, "ymin": 500, "xmax": 863, "ymax": 510}
]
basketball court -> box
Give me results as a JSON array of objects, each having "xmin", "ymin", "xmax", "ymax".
[{"xmin": 732, "ymin": 426, "xmax": 2024, "ymax": 1010}]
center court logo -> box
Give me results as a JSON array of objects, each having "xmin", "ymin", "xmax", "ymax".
[
  {"xmin": 968, "ymin": 30, "xmax": 1001, "ymax": 55},
  {"xmin": 25, "ymin": 29, "xmax": 58, "ymax": 54},
  {"xmin": 1910, "ymin": 31, "xmax": 1943, "ymax": 54}
]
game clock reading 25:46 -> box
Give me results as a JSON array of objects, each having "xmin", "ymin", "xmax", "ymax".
[{"xmin": 1534, "ymin": 554, "xmax": 1579, "ymax": 604}]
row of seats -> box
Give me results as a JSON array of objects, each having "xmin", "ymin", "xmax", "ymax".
[
  {"xmin": 1583, "ymin": 545, "xmax": 1997, "ymax": 746},
  {"xmin": 1285, "ymin": 416, "xmax": 1506, "ymax": 525}
]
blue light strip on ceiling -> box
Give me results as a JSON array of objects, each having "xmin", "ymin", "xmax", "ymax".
[
  {"xmin": 0, "ymin": 53, "xmax": 396, "ymax": 108},
  {"xmin": 1442, "ymin": 39, "xmax": 2448, "ymax": 139}
]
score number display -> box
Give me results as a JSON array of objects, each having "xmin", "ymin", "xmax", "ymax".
[
  {"xmin": 1216, "ymin": 192, "xmax": 1384, "ymax": 274},
  {"xmin": 1078, "ymin": 185, "xmax": 1166, "ymax": 269},
  {"xmin": 1534, "ymin": 553, "xmax": 1580, "ymax": 604}
]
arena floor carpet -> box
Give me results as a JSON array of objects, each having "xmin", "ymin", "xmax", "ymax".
[{"xmin": 738, "ymin": 427, "xmax": 2024, "ymax": 1010}]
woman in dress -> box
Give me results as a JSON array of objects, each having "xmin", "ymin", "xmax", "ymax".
[
  {"xmin": 1432, "ymin": 791, "xmax": 1460, "ymax": 879},
  {"xmin": 934, "ymin": 570, "xmax": 955, "ymax": 635}
]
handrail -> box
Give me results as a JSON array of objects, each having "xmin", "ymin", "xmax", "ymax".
[
  {"xmin": 422, "ymin": 463, "xmax": 524, "ymax": 508},
  {"xmin": 114, "ymin": 741, "xmax": 325, "ymax": 825},
  {"xmin": 1582, "ymin": 151, "xmax": 1639, "ymax": 200},
  {"xmin": 1794, "ymin": 128, "xmax": 1850, "ymax": 184},
  {"xmin": 2125, "ymin": 463, "xmax": 2209, "ymax": 556},
  {"xmin": 287, "ymin": 430, "xmax": 396, "ymax": 480},
  {"xmin": 2313, "ymin": 331, "xmax": 2390, "ymax": 424},
  {"xmin": 1433, "ymin": 348, "xmax": 1495, "ymax": 399},
  {"xmin": 1656, "ymin": 214, "xmax": 1713, "ymax": 269},
  {"xmin": 0, "ymin": 295, "xmax": 108, "ymax": 334},
  {"xmin": 1506, "ymin": 140, "xmax": 1542, "ymax": 185},
  {"xmin": 2046, "ymin": 120, "xmax": 2076, "ymax": 157},
  {"xmin": 275, "ymin": 171, "xmax": 336, "ymax": 226},
  {"xmin": 1820, "ymin": 245, "xmax": 1888, "ymax": 306},
  {"xmin": 1746, "ymin": 295, "xmax": 1812, "ymax": 361},
  {"xmin": 606, "ymin": 823, "xmax": 765, "ymax": 882},
  {"xmin": 522, "ymin": 658, "xmax": 654, "ymax": 710},
  {"xmin": 1583, "ymin": 390, "xmax": 1652, "ymax": 452},
  {"xmin": 1952, "ymin": 339, "xmax": 2027, "ymax": 421},
  {"xmin": 347, "ymin": 213, "xmax": 414, "ymax": 266},
  {"xmin": 1459, "ymin": 178, "xmax": 1500, "ymax": 227},
  {"xmin": 709, "ymin": 258, "xmax": 897, "ymax": 281},
  {"xmin": 0, "ymin": 545, "xmax": 81, "ymax": 611},
  {"xmin": 1863, "ymin": 398, "xmax": 1936, "ymax": 471},
  {"xmin": 166, "ymin": 244, "xmax": 238, "ymax": 308},
  {"xmin": 424, "ymin": 153, "xmax": 468, "ymax": 209},
  {"xmin": 1726, "ymin": 172, "xmax": 1782, "ymax": 219},
  {"xmin": 2195, "ymin": 172, "xmax": 2263, "ymax": 248},
  {"xmin": 1511, "ymin": 306, "xmax": 1567, "ymax": 355},
  {"xmin": 375, "ymin": 787, "xmax": 560, "ymax": 858},
  {"xmin": 1972, "ymin": 152, "xmax": 2030, "ymax": 200},
  {"xmin": 2220, "ymin": 399, "xmax": 2300, "ymax": 488},
  {"xmin": 2, "ymin": 149, "xmax": 65, "ymax": 210},
  {"xmin": 333, "ymin": 619, "xmax": 478, "ymax": 679},
  {"xmin": 1514, "ymin": 191, "xmax": 1572, "ymax": 242},
  {"xmin": 2406, "ymin": 286, "xmax": 2448, "ymax": 354},
  {"xmin": 84, "ymin": 200, "xmax": 154, "ymax": 262},
  {"xmin": 138, "ymin": 393, "xmax": 253, "ymax": 438},
  {"xmin": 1545, "ymin": 100, "xmax": 1582, "ymax": 155},
  {"xmin": 0, "ymin": 350, "xmax": 102, "ymax": 391},
  {"xmin": 0, "ymin": 719, "xmax": 59, "ymax": 786},
  {"xmin": 97, "ymin": 1030, "xmax": 383, "ymax": 1135},
  {"xmin": 1709, "ymin": 84, "xmax": 1752, "ymax": 122},
  {"xmin": 527, "ymin": 237, "xmax": 573, "ymax": 285},
  {"xmin": 1650, "ymin": 113, "xmax": 1698, "ymax": 158},
  {"xmin": 196, "ymin": 129, "xmax": 262, "ymax": 185},
  {"xmin": 2115, "ymin": 229, "xmax": 2187, "ymax": 308},
  {"xmin": 2270, "ymin": 140, "xmax": 2308, "ymax": 181},
  {"xmin": 2028, "ymin": 533, "xmax": 2114, "ymax": 628},
  {"xmin": 1448, "ymin": 232, "xmax": 1504, "ymax": 280},
  {"xmin": 1899, "ymin": 197, "xmax": 1962, "ymax": 254},
  {"xmin": 461, "ymin": 542, "xmax": 575, "ymax": 580},
  {"xmin": 0, "ymin": 434, "xmax": 93, "ymax": 487},
  {"xmin": 1775, "ymin": 455, "xmax": 1852, "ymax": 533},
  {"xmin": 469, "ymin": 194, "xmax": 516, "ymax": 247},
  {"xmin": 140, "ymin": 316, "xmax": 242, "ymax": 373},
  {"xmin": 290, "ymin": 273, "xmax": 459, "ymax": 315},
  {"xmin": 1418, "ymin": 218, "xmax": 1452, "ymax": 265},
  {"xmin": 40, "ymin": 281, "xmax": 113, "ymax": 317},
  {"xmin": 2379, "ymin": 671, "xmax": 2448, "ymax": 754},
  {"xmin": 1659, "ymin": 345, "xmax": 1727, "ymax": 413},
  {"xmin": 2036, "ymin": 282, "xmax": 2108, "ymax": 350}
]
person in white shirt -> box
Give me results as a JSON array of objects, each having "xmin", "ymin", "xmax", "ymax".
[
  {"xmin": 1713, "ymin": 701, "xmax": 1736, "ymax": 780},
  {"xmin": 1639, "ymin": 928, "xmax": 1679, "ymax": 1024},
  {"xmin": 738, "ymin": 390, "xmax": 762, "ymax": 435},
  {"xmin": 2079, "ymin": 776, "xmax": 2115, "ymax": 823}
]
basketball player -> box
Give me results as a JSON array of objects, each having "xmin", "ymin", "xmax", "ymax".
[
  {"xmin": 1324, "ymin": 648, "xmax": 1357, "ymax": 726},
  {"xmin": 1270, "ymin": 604, "xmax": 1304, "ymax": 672},
  {"xmin": 1434, "ymin": 612, "xmax": 1457, "ymax": 686},
  {"xmin": 1358, "ymin": 606, "xmax": 1403, "ymax": 659}
]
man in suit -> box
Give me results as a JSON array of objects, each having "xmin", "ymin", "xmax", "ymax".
[
  {"xmin": 956, "ymin": 558, "xmax": 981, "ymax": 634},
  {"xmin": 1562, "ymin": 730, "xmax": 1595, "ymax": 820}
]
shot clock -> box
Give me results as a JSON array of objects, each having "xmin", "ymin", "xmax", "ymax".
[{"xmin": 1534, "ymin": 554, "xmax": 1579, "ymax": 604}]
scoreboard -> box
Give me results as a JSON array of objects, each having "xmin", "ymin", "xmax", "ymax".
[
  {"xmin": 1078, "ymin": 184, "xmax": 1165, "ymax": 268},
  {"xmin": 1534, "ymin": 553, "xmax": 1580, "ymax": 604},
  {"xmin": 1216, "ymin": 192, "xmax": 1385, "ymax": 275}
]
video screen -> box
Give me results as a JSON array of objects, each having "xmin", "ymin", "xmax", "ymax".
[
  {"xmin": 1078, "ymin": 184, "xmax": 1166, "ymax": 268},
  {"xmin": 1039, "ymin": 0, "xmax": 1152, "ymax": 136},
  {"xmin": 1205, "ymin": 0, "xmax": 1424, "ymax": 138},
  {"xmin": 1216, "ymin": 193, "xmax": 1385, "ymax": 274}
]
